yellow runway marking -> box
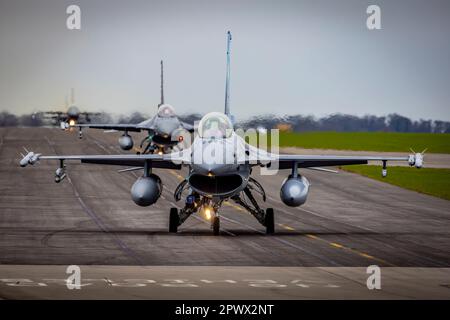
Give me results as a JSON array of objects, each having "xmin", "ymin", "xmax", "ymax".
[
  {"xmin": 278, "ymin": 223, "xmax": 295, "ymax": 231},
  {"xmin": 305, "ymin": 233, "xmax": 395, "ymax": 266},
  {"xmin": 167, "ymin": 170, "xmax": 394, "ymax": 266},
  {"xmin": 359, "ymin": 253, "xmax": 375, "ymax": 259},
  {"xmin": 225, "ymin": 201, "xmax": 246, "ymax": 212},
  {"xmin": 169, "ymin": 170, "xmax": 184, "ymax": 181},
  {"xmin": 330, "ymin": 242, "xmax": 343, "ymax": 248}
]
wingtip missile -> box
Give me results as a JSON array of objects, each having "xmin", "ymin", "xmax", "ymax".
[
  {"xmin": 20, "ymin": 151, "xmax": 34, "ymax": 167},
  {"xmin": 414, "ymin": 153, "xmax": 424, "ymax": 168},
  {"xmin": 19, "ymin": 151, "xmax": 41, "ymax": 167},
  {"xmin": 408, "ymin": 152, "xmax": 424, "ymax": 168}
]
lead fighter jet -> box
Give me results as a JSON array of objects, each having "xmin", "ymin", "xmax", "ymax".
[
  {"xmin": 73, "ymin": 60, "xmax": 194, "ymax": 155},
  {"xmin": 20, "ymin": 32, "xmax": 424, "ymax": 235}
]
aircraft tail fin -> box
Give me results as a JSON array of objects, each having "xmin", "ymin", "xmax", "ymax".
[
  {"xmin": 224, "ymin": 31, "xmax": 235, "ymax": 124},
  {"xmin": 70, "ymin": 88, "xmax": 75, "ymax": 105},
  {"xmin": 158, "ymin": 60, "xmax": 164, "ymax": 108}
]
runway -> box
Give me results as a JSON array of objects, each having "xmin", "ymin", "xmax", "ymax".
[{"xmin": 1, "ymin": 127, "xmax": 449, "ymax": 299}]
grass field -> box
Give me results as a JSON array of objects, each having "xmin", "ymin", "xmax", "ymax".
[
  {"xmin": 343, "ymin": 165, "xmax": 450, "ymax": 200},
  {"xmin": 271, "ymin": 132, "xmax": 450, "ymax": 154}
]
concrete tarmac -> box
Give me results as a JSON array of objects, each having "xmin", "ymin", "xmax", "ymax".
[{"xmin": 0, "ymin": 127, "xmax": 449, "ymax": 299}]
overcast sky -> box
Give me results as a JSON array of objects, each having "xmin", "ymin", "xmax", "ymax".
[{"xmin": 0, "ymin": 0, "xmax": 449, "ymax": 121}]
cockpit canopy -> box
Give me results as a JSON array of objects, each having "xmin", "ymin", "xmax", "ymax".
[
  {"xmin": 157, "ymin": 104, "xmax": 176, "ymax": 118},
  {"xmin": 198, "ymin": 112, "xmax": 233, "ymax": 139}
]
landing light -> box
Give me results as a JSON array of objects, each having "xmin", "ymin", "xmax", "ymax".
[
  {"xmin": 201, "ymin": 206, "xmax": 213, "ymax": 220},
  {"xmin": 69, "ymin": 119, "xmax": 76, "ymax": 126},
  {"xmin": 158, "ymin": 151, "xmax": 163, "ymax": 155},
  {"xmin": 204, "ymin": 208, "xmax": 211, "ymax": 220}
]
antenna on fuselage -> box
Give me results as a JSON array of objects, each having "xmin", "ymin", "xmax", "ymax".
[
  {"xmin": 158, "ymin": 60, "xmax": 164, "ymax": 107},
  {"xmin": 224, "ymin": 31, "xmax": 234, "ymax": 124}
]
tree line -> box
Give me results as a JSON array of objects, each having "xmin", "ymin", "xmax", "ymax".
[
  {"xmin": 240, "ymin": 113, "xmax": 450, "ymax": 133},
  {"xmin": 1, "ymin": 111, "xmax": 449, "ymax": 133}
]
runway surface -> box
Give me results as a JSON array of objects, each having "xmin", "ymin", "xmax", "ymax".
[{"xmin": 0, "ymin": 127, "xmax": 449, "ymax": 299}]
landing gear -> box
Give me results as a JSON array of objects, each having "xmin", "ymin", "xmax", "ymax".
[
  {"xmin": 231, "ymin": 180, "xmax": 275, "ymax": 234},
  {"xmin": 169, "ymin": 182, "xmax": 273, "ymax": 235},
  {"xmin": 139, "ymin": 134, "xmax": 155, "ymax": 155},
  {"xmin": 169, "ymin": 207, "xmax": 179, "ymax": 233},
  {"xmin": 168, "ymin": 193, "xmax": 198, "ymax": 234},
  {"xmin": 212, "ymin": 216, "xmax": 220, "ymax": 235},
  {"xmin": 265, "ymin": 208, "xmax": 274, "ymax": 234}
]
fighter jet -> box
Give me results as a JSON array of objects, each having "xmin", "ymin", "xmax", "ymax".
[
  {"xmin": 72, "ymin": 60, "xmax": 194, "ymax": 155},
  {"xmin": 36, "ymin": 89, "xmax": 100, "ymax": 129},
  {"xmin": 20, "ymin": 31, "xmax": 424, "ymax": 235}
]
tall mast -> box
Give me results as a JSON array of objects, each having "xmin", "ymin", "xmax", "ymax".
[
  {"xmin": 224, "ymin": 31, "xmax": 232, "ymax": 116},
  {"xmin": 159, "ymin": 60, "xmax": 164, "ymax": 107}
]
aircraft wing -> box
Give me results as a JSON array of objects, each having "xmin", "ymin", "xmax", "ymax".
[
  {"xmin": 243, "ymin": 142, "xmax": 423, "ymax": 169},
  {"xmin": 42, "ymin": 111, "xmax": 64, "ymax": 115},
  {"xmin": 248, "ymin": 152, "xmax": 424, "ymax": 170},
  {"xmin": 180, "ymin": 121, "xmax": 195, "ymax": 133},
  {"xmin": 19, "ymin": 149, "xmax": 191, "ymax": 170},
  {"xmin": 72, "ymin": 116, "xmax": 160, "ymax": 132},
  {"xmin": 272, "ymin": 154, "xmax": 414, "ymax": 169},
  {"xmin": 72, "ymin": 123, "xmax": 151, "ymax": 133},
  {"xmin": 81, "ymin": 112, "xmax": 102, "ymax": 116},
  {"xmin": 40, "ymin": 111, "xmax": 65, "ymax": 118}
]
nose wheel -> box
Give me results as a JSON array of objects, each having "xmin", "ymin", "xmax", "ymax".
[
  {"xmin": 264, "ymin": 208, "xmax": 274, "ymax": 234},
  {"xmin": 212, "ymin": 216, "xmax": 220, "ymax": 235},
  {"xmin": 169, "ymin": 207, "xmax": 179, "ymax": 233}
]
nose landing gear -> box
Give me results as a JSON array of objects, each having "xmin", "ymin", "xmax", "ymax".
[
  {"xmin": 169, "ymin": 183, "xmax": 275, "ymax": 235},
  {"xmin": 169, "ymin": 208, "xmax": 179, "ymax": 233},
  {"xmin": 212, "ymin": 215, "xmax": 220, "ymax": 235},
  {"xmin": 264, "ymin": 208, "xmax": 274, "ymax": 234}
]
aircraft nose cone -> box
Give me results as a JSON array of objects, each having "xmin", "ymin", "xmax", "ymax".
[
  {"xmin": 203, "ymin": 164, "xmax": 225, "ymax": 176},
  {"xmin": 67, "ymin": 106, "xmax": 79, "ymax": 117}
]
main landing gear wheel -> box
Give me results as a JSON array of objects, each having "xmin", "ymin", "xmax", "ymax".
[
  {"xmin": 265, "ymin": 208, "xmax": 274, "ymax": 234},
  {"xmin": 212, "ymin": 216, "xmax": 220, "ymax": 236},
  {"xmin": 169, "ymin": 208, "xmax": 179, "ymax": 233}
]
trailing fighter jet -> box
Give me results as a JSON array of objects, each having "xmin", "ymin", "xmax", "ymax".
[
  {"xmin": 20, "ymin": 32, "xmax": 424, "ymax": 235},
  {"xmin": 36, "ymin": 89, "xmax": 100, "ymax": 129},
  {"xmin": 72, "ymin": 60, "xmax": 194, "ymax": 155}
]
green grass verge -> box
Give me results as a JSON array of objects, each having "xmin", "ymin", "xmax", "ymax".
[
  {"xmin": 273, "ymin": 132, "xmax": 450, "ymax": 154},
  {"xmin": 343, "ymin": 165, "xmax": 450, "ymax": 201}
]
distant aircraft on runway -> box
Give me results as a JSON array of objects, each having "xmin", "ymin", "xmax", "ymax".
[
  {"xmin": 20, "ymin": 32, "xmax": 424, "ymax": 235},
  {"xmin": 72, "ymin": 60, "xmax": 194, "ymax": 155},
  {"xmin": 35, "ymin": 88, "xmax": 100, "ymax": 129}
]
